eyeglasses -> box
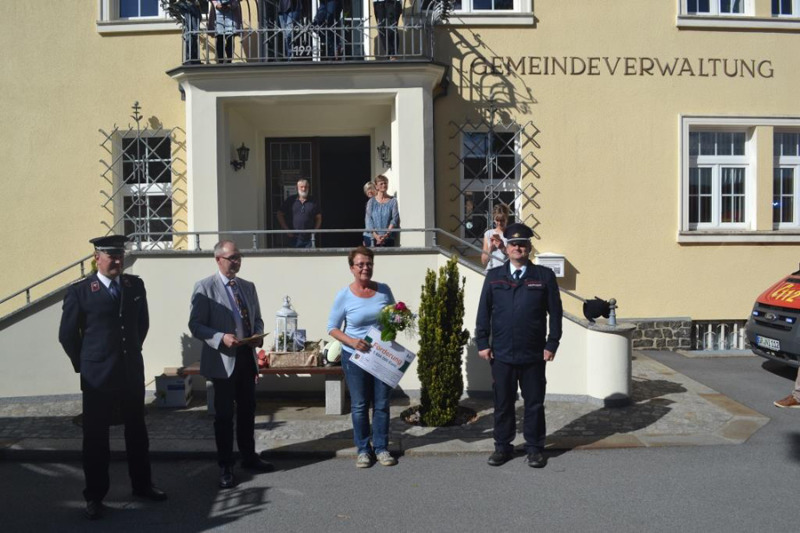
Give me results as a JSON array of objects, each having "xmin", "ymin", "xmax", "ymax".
[
  {"xmin": 220, "ymin": 254, "xmax": 242, "ymax": 262},
  {"xmin": 353, "ymin": 262, "xmax": 374, "ymax": 269},
  {"xmin": 506, "ymin": 241, "xmax": 529, "ymax": 248}
]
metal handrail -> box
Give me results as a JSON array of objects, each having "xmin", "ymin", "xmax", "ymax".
[
  {"xmin": 0, "ymin": 254, "xmax": 93, "ymax": 307},
  {"xmin": 1, "ymin": 228, "xmax": 599, "ymax": 321}
]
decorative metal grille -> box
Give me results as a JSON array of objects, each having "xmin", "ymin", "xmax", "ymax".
[
  {"xmin": 100, "ymin": 102, "xmax": 182, "ymax": 250},
  {"xmin": 448, "ymin": 100, "xmax": 542, "ymax": 250}
]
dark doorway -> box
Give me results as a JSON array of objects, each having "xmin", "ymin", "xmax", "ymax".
[
  {"xmin": 318, "ymin": 137, "xmax": 371, "ymax": 248},
  {"xmin": 265, "ymin": 136, "xmax": 371, "ymax": 248}
]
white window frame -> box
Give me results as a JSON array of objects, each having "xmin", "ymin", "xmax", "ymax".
[
  {"xmin": 773, "ymin": 0, "xmax": 800, "ymax": 16},
  {"xmin": 774, "ymin": 131, "xmax": 800, "ymax": 229},
  {"xmin": 682, "ymin": 0, "xmax": 752, "ymax": 16},
  {"xmin": 97, "ymin": 0, "xmax": 179, "ymax": 34},
  {"xmin": 687, "ymin": 130, "xmax": 751, "ymax": 230},
  {"xmin": 680, "ymin": 119, "xmax": 757, "ymax": 236},
  {"xmin": 680, "ymin": 117, "xmax": 800, "ymax": 243},
  {"xmin": 458, "ymin": 128, "xmax": 521, "ymax": 243},
  {"xmin": 116, "ymin": 132, "xmax": 174, "ymax": 249},
  {"xmin": 447, "ymin": 0, "xmax": 534, "ymax": 26}
]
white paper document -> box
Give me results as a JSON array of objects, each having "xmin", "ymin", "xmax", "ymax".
[{"xmin": 350, "ymin": 326, "xmax": 416, "ymax": 388}]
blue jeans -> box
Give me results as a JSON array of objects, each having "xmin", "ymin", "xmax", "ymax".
[
  {"xmin": 278, "ymin": 10, "xmax": 302, "ymax": 58},
  {"xmin": 291, "ymin": 235, "xmax": 313, "ymax": 248},
  {"xmin": 342, "ymin": 350, "xmax": 392, "ymax": 454}
]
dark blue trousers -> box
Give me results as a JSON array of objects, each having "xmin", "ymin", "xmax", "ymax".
[
  {"xmin": 82, "ymin": 387, "xmax": 151, "ymax": 502},
  {"xmin": 491, "ymin": 359, "xmax": 547, "ymax": 454}
]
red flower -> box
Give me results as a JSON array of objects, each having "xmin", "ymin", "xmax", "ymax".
[{"xmin": 395, "ymin": 302, "xmax": 408, "ymax": 311}]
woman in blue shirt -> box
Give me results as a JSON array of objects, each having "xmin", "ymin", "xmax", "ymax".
[
  {"xmin": 365, "ymin": 174, "xmax": 399, "ymax": 247},
  {"xmin": 327, "ymin": 246, "xmax": 397, "ymax": 468}
]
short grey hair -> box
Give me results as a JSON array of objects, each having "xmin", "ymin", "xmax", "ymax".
[
  {"xmin": 297, "ymin": 178, "xmax": 310, "ymax": 187},
  {"xmin": 213, "ymin": 240, "xmax": 236, "ymax": 257}
]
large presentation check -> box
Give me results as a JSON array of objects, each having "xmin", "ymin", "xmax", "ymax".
[{"xmin": 350, "ymin": 326, "xmax": 416, "ymax": 388}]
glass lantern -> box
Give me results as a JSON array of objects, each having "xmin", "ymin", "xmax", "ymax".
[{"xmin": 275, "ymin": 296, "xmax": 298, "ymax": 352}]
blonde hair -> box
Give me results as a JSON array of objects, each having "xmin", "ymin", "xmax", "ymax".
[
  {"xmin": 374, "ymin": 174, "xmax": 389, "ymax": 185},
  {"xmin": 363, "ymin": 181, "xmax": 376, "ymax": 194}
]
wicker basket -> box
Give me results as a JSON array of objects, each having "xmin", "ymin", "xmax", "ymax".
[{"xmin": 268, "ymin": 342, "xmax": 321, "ymax": 368}]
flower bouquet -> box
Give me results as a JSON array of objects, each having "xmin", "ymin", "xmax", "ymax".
[{"xmin": 376, "ymin": 301, "xmax": 417, "ymax": 342}]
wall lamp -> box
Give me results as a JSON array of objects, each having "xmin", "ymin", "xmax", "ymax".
[
  {"xmin": 377, "ymin": 141, "xmax": 391, "ymax": 168},
  {"xmin": 231, "ymin": 142, "xmax": 250, "ymax": 171}
]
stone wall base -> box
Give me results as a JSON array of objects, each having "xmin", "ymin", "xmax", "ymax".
[{"xmin": 619, "ymin": 318, "xmax": 692, "ymax": 351}]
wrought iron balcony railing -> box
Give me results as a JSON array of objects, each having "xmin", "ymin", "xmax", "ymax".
[{"xmin": 180, "ymin": 20, "xmax": 434, "ymax": 65}]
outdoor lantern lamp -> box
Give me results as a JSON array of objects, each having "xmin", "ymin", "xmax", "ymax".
[
  {"xmin": 377, "ymin": 141, "xmax": 391, "ymax": 168},
  {"xmin": 231, "ymin": 142, "xmax": 250, "ymax": 171},
  {"xmin": 274, "ymin": 296, "xmax": 298, "ymax": 352}
]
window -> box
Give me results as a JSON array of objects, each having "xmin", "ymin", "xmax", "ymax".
[
  {"xmin": 121, "ymin": 135, "xmax": 174, "ymax": 246},
  {"xmin": 684, "ymin": 0, "xmax": 749, "ymax": 15},
  {"xmin": 119, "ymin": 0, "xmax": 161, "ymax": 19},
  {"xmin": 454, "ymin": 0, "xmax": 515, "ymax": 12},
  {"xmin": 687, "ymin": 130, "xmax": 750, "ymax": 229},
  {"xmin": 97, "ymin": 0, "xmax": 175, "ymax": 34},
  {"xmin": 773, "ymin": 0, "xmax": 800, "ymax": 15},
  {"xmin": 774, "ymin": 132, "xmax": 800, "ymax": 228},
  {"xmin": 460, "ymin": 131, "xmax": 519, "ymax": 244}
]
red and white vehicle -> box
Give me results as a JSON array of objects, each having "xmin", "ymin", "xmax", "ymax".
[{"xmin": 745, "ymin": 269, "xmax": 800, "ymax": 368}]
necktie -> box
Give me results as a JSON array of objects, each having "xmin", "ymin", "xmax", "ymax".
[
  {"xmin": 513, "ymin": 270, "xmax": 521, "ymax": 282},
  {"xmin": 109, "ymin": 279, "xmax": 120, "ymax": 300},
  {"xmin": 228, "ymin": 280, "xmax": 252, "ymax": 337}
]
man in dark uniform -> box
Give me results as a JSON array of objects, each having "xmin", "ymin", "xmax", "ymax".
[
  {"xmin": 58, "ymin": 235, "xmax": 166, "ymax": 520},
  {"xmin": 475, "ymin": 223, "xmax": 563, "ymax": 468}
]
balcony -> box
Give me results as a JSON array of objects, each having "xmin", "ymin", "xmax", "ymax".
[{"xmin": 180, "ymin": 19, "xmax": 435, "ymax": 65}]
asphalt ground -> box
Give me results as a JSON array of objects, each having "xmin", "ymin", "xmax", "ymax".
[{"xmin": 0, "ymin": 351, "xmax": 797, "ymax": 532}]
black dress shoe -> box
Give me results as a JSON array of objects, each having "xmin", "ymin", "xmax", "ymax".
[
  {"xmin": 132, "ymin": 485, "xmax": 168, "ymax": 501},
  {"xmin": 527, "ymin": 452, "xmax": 547, "ymax": 468},
  {"xmin": 487, "ymin": 451, "xmax": 513, "ymax": 466},
  {"xmin": 84, "ymin": 500, "xmax": 105, "ymax": 520},
  {"xmin": 241, "ymin": 456, "xmax": 274, "ymax": 472},
  {"xmin": 219, "ymin": 466, "xmax": 236, "ymax": 489}
]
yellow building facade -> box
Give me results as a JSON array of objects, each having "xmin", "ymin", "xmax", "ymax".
[{"xmin": 2, "ymin": 0, "xmax": 799, "ymax": 331}]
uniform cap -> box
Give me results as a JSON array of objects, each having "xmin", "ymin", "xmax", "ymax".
[
  {"xmin": 503, "ymin": 223, "xmax": 533, "ymax": 243},
  {"xmin": 89, "ymin": 235, "xmax": 127, "ymax": 254}
]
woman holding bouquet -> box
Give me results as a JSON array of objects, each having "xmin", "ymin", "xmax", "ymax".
[{"xmin": 327, "ymin": 246, "xmax": 398, "ymax": 468}]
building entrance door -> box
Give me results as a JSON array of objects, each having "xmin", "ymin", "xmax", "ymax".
[{"xmin": 266, "ymin": 136, "xmax": 371, "ymax": 248}]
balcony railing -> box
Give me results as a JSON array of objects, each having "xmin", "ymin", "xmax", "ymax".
[{"xmin": 181, "ymin": 20, "xmax": 434, "ymax": 65}]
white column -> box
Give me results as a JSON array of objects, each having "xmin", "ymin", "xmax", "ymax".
[
  {"xmin": 393, "ymin": 87, "xmax": 434, "ymax": 247},
  {"xmin": 184, "ymin": 85, "xmax": 222, "ymax": 250}
]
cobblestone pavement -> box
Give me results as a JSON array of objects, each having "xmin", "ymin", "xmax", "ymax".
[{"xmin": 0, "ymin": 353, "xmax": 768, "ymax": 459}]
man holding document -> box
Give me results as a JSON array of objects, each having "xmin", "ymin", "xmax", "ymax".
[{"xmin": 188, "ymin": 240, "xmax": 273, "ymax": 489}]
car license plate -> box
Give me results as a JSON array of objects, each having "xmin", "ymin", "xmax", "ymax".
[{"xmin": 756, "ymin": 335, "xmax": 781, "ymax": 351}]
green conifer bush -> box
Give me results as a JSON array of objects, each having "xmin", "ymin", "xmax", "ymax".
[{"xmin": 416, "ymin": 255, "xmax": 470, "ymax": 426}]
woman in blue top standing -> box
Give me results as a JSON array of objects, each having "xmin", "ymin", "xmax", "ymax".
[
  {"xmin": 365, "ymin": 174, "xmax": 399, "ymax": 247},
  {"xmin": 327, "ymin": 246, "xmax": 398, "ymax": 468}
]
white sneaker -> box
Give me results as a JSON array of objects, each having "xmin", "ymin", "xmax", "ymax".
[
  {"xmin": 356, "ymin": 453, "xmax": 373, "ymax": 468},
  {"xmin": 376, "ymin": 451, "xmax": 397, "ymax": 466}
]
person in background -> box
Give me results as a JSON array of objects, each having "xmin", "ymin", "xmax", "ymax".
[
  {"xmin": 363, "ymin": 180, "xmax": 377, "ymax": 245},
  {"xmin": 276, "ymin": 178, "xmax": 322, "ymax": 248},
  {"xmin": 278, "ymin": 0, "xmax": 303, "ymax": 59},
  {"xmin": 482, "ymin": 204, "xmax": 510, "ymax": 271},
  {"xmin": 475, "ymin": 223, "xmax": 563, "ymax": 469},
  {"xmin": 365, "ymin": 174, "xmax": 399, "ymax": 247},
  {"xmin": 188, "ymin": 240, "xmax": 273, "ymax": 489},
  {"xmin": 373, "ymin": 0, "xmax": 402, "ymax": 59},
  {"xmin": 58, "ymin": 235, "xmax": 167, "ymax": 520},
  {"xmin": 774, "ymin": 368, "xmax": 800, "ymax": 409},
  {"xmin": 209, "ymin": 0, "xmax": 242, "ymax": 63},
  {"xmin": 327, "ymin": 247, "xmax": 398, "ymax": 468}
]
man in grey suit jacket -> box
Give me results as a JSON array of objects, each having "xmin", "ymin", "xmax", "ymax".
[{"xmin": 188, "ymin": 240, "xmax": 273, "ymax": 488}]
